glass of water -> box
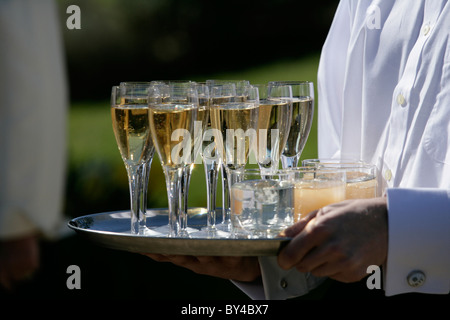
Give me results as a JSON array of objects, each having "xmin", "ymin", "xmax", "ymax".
[{"xmin": 228, "ymin": 168, "xmax": 294, "ymax": 239}]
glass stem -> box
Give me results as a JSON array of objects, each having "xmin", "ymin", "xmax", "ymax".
[
  {"xmin": 140, "ymin": 158, "xmax": 153, "ymax": 225},
  {"xmin": 163, "ymin": 166, "xmax": 182, "ymax": 237},
  {"xmin": 204, "ymin": 160, "xmax": 220, "ymax": 230},
  {"xmin": 179, "ymin": 164, "xmax": 193, "ymax": 237},
  {"xmin": 221, "ymin": 164, "xmax": 231, "ymax": 227},
  {"xmin": 127, "ymin": 163, "xmax": 146, "ymax": 235}
]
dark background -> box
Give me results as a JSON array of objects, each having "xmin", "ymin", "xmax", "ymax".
[{"xmin": 59, "ymin": 0, "xmax": 339, "ymax": 101}]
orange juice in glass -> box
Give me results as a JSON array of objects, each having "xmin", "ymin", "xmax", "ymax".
[
  {"xmin": 345, "ymin": 169, "xmax": 377, "ymax": 199},
  {"xmin": 302, "ymin": 159, "xmax": 378, "ymax": 200},
  {"xmin": 291, "ymin": 168, "xmax": 346, "ymax": 222}
]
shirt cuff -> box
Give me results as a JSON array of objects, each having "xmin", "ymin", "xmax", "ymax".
[
  {"xmin": 232, "ymin": 256, "xmax": 326, "ymax": 300},
  {"xmin": 230, "ymin": 278, "xmax": 266, "ymax": 300},
  {"xmin": 385, "ymin": 188, "xmax": 450, "ymax": 296}
]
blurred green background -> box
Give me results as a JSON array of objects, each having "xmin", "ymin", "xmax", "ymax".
[{"xmin": 4, "ymin": 0, "xmax": 345, "ymax": 300}]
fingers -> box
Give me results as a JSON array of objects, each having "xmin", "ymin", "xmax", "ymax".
[
  {"xmin": 142, "ymin": 253, "xmax": 261, "ymax": 282},
  {"xmin": 143, "ymin": 253, "xmax": 209, "ymax": 275},
  {"xmin": 278, "ymin": 198, "xmax": 388, "ymax": 284},
  {"xmin": 281, "ymin": 210, "xmax": 318, "ymax": 238},
  {"xmin": 278, "ymin": 217, "xmax": 328, "ymax": 270},
  {"xmin": 142, "ymin": 253, "xmax": 198, "ymax": 266},
  {"xmin": 0, "ymin": 262, "xmax": 37, "ymax": 290},
  {"xmin": 142, "ymin": 253, "xmax": 171, "ymax": 262},
  {"xmin": 279, "ymin": 236, "xmax": 360, "ymax": 282},
  {"xmin": 278, "ymin": 210, "xmax": 348, "ymax": 275},
  {"xmin": 0, "ymin": 236, "xmax": 40, "ymax": 290},
  {"xmin": 293, "ymin": 242, "xmax": 352, "ymax": 278}
]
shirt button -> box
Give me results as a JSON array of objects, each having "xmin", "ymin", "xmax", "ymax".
[
  {"xmin": 280, "ymin": 279, "xmax": 288, "ymax": 289},
  {"xmin": 396, "ymin": 93, "xmax": 405, "ymax": 106},
  {"xmin": 407, "ymin": 270, "xmax": 426, "ymax": 288},
  {"xmin": 384, "ymin": 169, "xmax": 392, "ymax": 182},
  {"xmin": 422, "ymin": 24, "xmax": 431, "ymax": 36}
]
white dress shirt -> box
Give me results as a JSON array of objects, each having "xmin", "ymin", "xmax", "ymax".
[
  {"xmin": 318, "ymin": 0, "xmax": 450, "ymax": 296},
  {"xmin": 236, "ymin": 0, "xmax": 450, "ymax": 299},
  {"xmin": 0, "ymin": 0, "xmax": 67, "ymax": 239}
]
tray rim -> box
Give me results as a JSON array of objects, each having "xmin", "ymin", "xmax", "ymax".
[{"xmin": 68, "ymin": 208, "xmax": 292, "ymax": 256}]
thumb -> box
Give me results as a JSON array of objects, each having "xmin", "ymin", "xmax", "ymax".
[{"xmin": 282, "ymin": 210, "xmax": 318, "ymax": 237}]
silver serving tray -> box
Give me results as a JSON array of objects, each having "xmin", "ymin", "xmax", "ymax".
[{"xmin": 68, "ymin": 208, "xmax": 291, "ymax": 256}]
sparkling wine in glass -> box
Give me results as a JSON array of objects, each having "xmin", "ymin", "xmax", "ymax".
[
  {"xmin": 119, "ymin": 82, "xmax": 155, "ymax": 221},
  {"xmin": 268, "ymin": 81, "xmax": 314, "ymax": 168},
  {"xmin": 210, "ymin": 84, "xmax": 259, "ymax": 231},
  {"xmin": 190, "ymin": 83, "xmax": 223, "ymax": 237},
  {"xmin": 253, "ymin": 84, "xmax": 292, "ymax": 174},
  {"xmin": 149, "ymin": 80, "xmax": 198, "ymax": 237},
  {"xmin": 148, "ymin": 81, "xmax": 198, "ymax": 237},
  {"xmin": 207, "ymin": 82, "xmax": 236, "ymax": 231},
  {"xmin": 111, "ymin": 84, "xmax": 155, "ymax": 235}
]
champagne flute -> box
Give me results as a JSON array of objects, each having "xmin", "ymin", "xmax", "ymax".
[
  {"xmin": 190, "ymin": 83, "xmax": 223, "ymax": 237},
  {"xmin": 182, "ymin": 82, "xmax": 209, "ymax": 221},
  {"xmin": 253, "ymin": 83, "xmax": 292, "ymax": 174},
  {"xmin": 148, "ymin": 81, "xmax": 198, "ymax": 237},
  {"xmin": 268, "ymin": 81, "xmax": 314, "ymax": 168},
  {"xmin": 207, "ymin": 82, "xmax": 237, "ymax": 231},
  {"xmin": 207, "ymin": 82, "xmax": 235, "ymax": 231},
  {"xmin": 206, "ymin": 80, "xmax": 250, "ymax": 102},
  {"xmin": 149, "ymin": 80, "xmax": 197, "ymax": 237},
  {"xmin": 210, "ymin": 82, "xmax": 259, "ymax": 231},
  {"xmin": 119, "ymin": 82, "xmax": 155, "ymax": 222},
  {"xmin": 111, "ymin": 84, "xmax": 155, "ymax": 235}
]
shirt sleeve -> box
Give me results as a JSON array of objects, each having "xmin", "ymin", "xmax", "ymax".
[
  {"xmin": 384, "ymin": 188, "xmax": 450, "ymax": 296},
  {"xmin": 232, "ymin": 257, "xmax": 326, "ymax": 300}
]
